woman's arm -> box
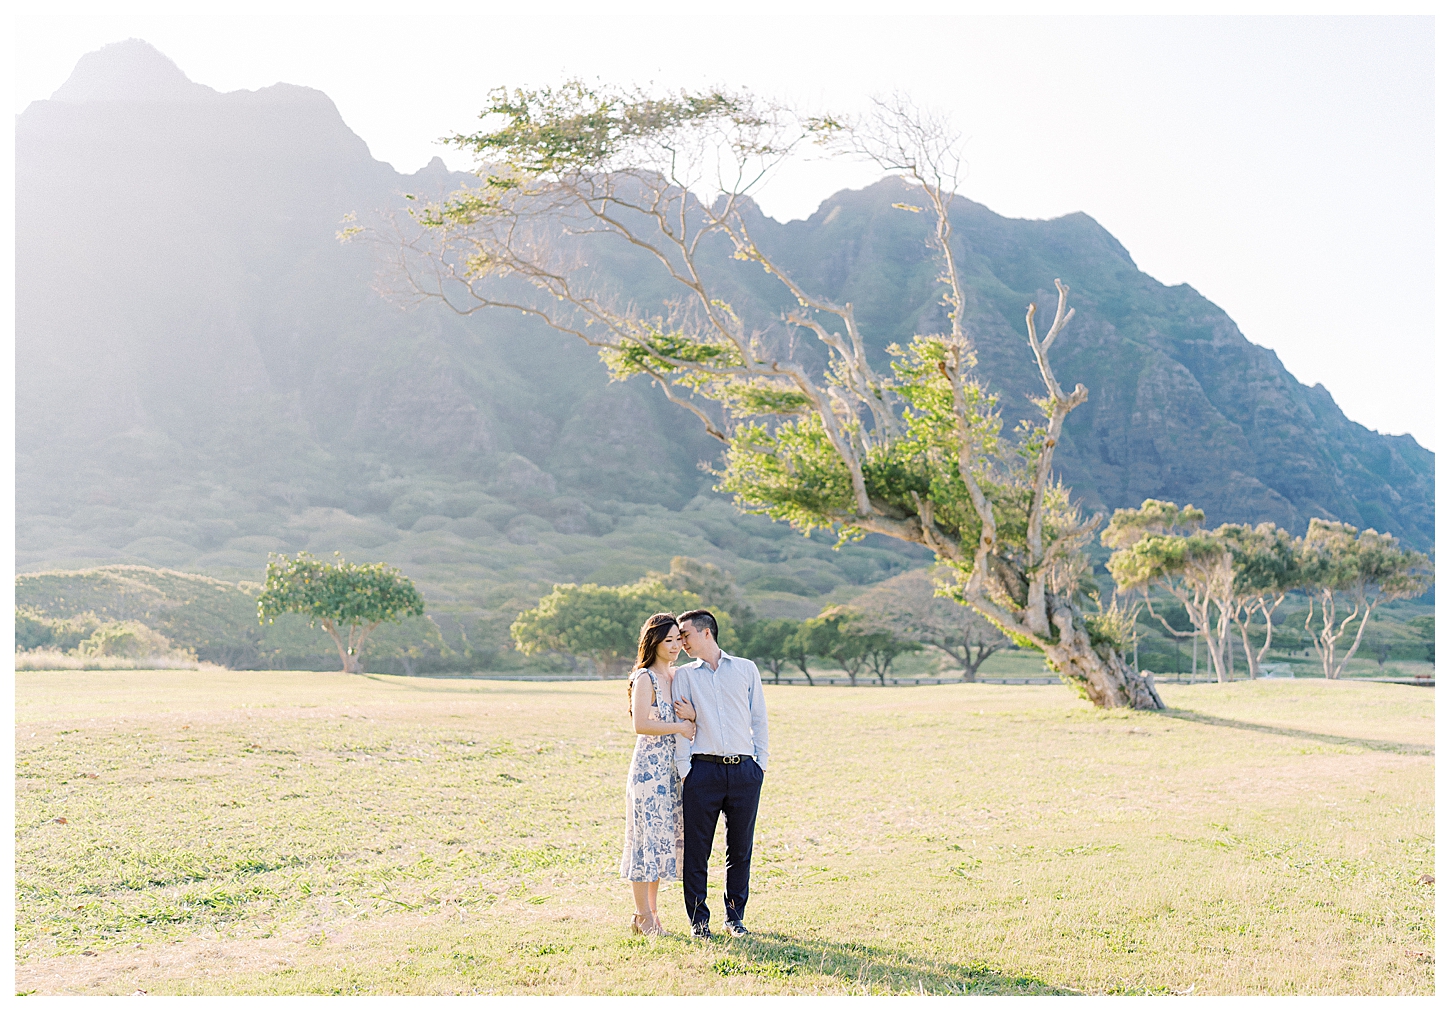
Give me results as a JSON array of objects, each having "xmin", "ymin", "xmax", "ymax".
[{"xmin": 633, "ymin": 675, "xmax": 695, "ymax": 738}]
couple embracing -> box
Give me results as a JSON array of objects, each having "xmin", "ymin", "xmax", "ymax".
[{"xmin": 620, "ymin": 609, "xmax": 768, "ymax": 939}]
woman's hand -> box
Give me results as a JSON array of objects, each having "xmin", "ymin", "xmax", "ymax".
[
  {"xmin": 678, "ymin": 719, "xmax": 696, "ymax": 741},
  {"xmin": 674, "ymin": 698, "xmax": 696, "ymax": 721}
]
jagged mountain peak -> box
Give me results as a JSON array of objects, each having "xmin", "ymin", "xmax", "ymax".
[{"xmin": 50, "ymin": 38, "xmax": 217, "ymax": 105}]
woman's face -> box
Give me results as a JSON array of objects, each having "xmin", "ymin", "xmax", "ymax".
[{"xmin": 657, "ymin": 625, "xmax": 682, "ymax": 664}]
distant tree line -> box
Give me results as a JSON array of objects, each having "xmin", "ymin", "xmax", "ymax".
[
  {"xmin": 512, "ymin": 524, "xmax": 1430, "ymax": 685},
  {"xmin": 510, "ymin": 556, "xmax": 1006, "ymax": 684},
  {"xmin": 1103, "ymin": 503, "xmax": 1430, "ymax": 681},
  {"xmin": 17, "ymin": 520, "xmax": 1429, "ymax": 684}
]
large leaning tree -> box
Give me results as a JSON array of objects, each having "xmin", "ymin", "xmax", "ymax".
[
  {"xmin": 378, "ymin": 82, "xmax": 1163, "ymax": 709},
  {"xmin": 258, "ymin": 552, "xmax": 426, "ymax": 673}
]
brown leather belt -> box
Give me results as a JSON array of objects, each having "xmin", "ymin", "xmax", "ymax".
[{"xmin": 692, "ymin": 754, "xmax": 748, "ymax": 765}]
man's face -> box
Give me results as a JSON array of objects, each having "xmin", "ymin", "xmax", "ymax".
[{"xmin": 680, "ymin": 619, "xmax": 710, "ymax": 657}]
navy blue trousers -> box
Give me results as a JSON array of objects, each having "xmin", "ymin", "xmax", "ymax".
[{"xmin": 681, "ymin": 757, "xmax": 763, "ymax": 927}]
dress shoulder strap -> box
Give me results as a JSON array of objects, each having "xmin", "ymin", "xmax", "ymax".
[
  {"xmin": 628, "ymin": 667, "xmax": 651, "ymax": 717},
  {"xmin": 632, "ymin": 668, "xmax": 660, "ymax": 698}
]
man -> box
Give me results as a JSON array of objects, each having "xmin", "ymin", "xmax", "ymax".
[{"xmin": 672, "ymin": 608, "xmax": 769, "ymax": 939}]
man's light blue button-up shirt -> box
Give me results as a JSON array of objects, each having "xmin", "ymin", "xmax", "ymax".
[{"xmin": 671, "ymin": 651, "xmax": 769, "ymax": 779}]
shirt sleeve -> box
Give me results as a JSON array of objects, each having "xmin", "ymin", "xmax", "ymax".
[
  {"xmin": 672, "ymin": 667, "xmax": 693, "ymax": 778},
  {"xmin": 747, "ymin": 659, "xmax": 769, "ymax": 772}
]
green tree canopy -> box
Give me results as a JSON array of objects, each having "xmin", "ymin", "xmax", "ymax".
[
  {"xmin": 257, "ymin": 552, "xmax": 426, "ymax": 673},
  {"xmin": 1217, "ymin": 521, "xmax": 1300, "ymax": 678},
  {"xmin": 781, "ymin": 614, "xmax": 847, "ymax": 686},
  {"xmin": 816, "ymin": 606, "xmax": 921, "ymax": 685},
  {"xmin": 1296, "ymin": 519, "xmax": 1431, "ymax": 679},
  {"xmin": 737, "ymin": 617, "xmax": 801, "ymax": 683},
  {"xmin": 1104, "ymin": 500, "xmax": 1238, "ymax": 682},
  {"xmin": 510, "ymin": 577, "xmax": 701, "ymax": 676},
  {"xmin": 1107, "ymin": 506, "xmax": 1433, "ymax": 682}
]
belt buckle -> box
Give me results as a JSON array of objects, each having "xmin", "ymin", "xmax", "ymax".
[{"xmin": 723, "ymin": 755, "xmax": 741, "ymax": 765}]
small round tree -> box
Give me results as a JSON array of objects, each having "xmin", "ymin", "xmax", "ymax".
[
  {"xmin": 257, "ymin": 552, "xmax": 426, "ymax": 673},
  {"xmin": 510, "ymin": 578, "xmax": 701, "ymax": 676},
  {"xmin": 738, "ymin": 617, "xmax": 801, "ymax": 683}
]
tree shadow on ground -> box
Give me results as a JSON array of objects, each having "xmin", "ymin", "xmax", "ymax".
[
  {"xmin": 352, "ymin": 672, "xmax": 590, "ymax": 696},
  {"xmin": 703, "ymin": 931, "xmax": 1075, "ymax": 994},
  {"xmin": 1152, "ymin": 708, "xmax": 1432, "ymax": 756}
]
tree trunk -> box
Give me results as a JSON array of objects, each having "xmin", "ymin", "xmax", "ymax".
[
  {"xmin": 935, "ymin": 644, "xmax": 977, "ymax": 682},
  {"xmin": 1241, "ymin": 622, "xmax": 1256, "ymax": 679},
  {"xmin": 1201, "ymin": 608, "xmax": 1231, "ymax": 683},
  {"xmin": 1045, "ymin": 604, "xmax": 1164, "ymax": 710},
  {"xmin": 1310, "ymin": 590, "xmax": 1335, "ymax": 678},
  {"xmin": 1235, "ymin": 614, "xmax": 1260, "ymax": 679},
  {"xmin": 960, "ymin": 653, "xmax": 978, "ymax": 683},
  {"xmin": 1156, "ymin": 595, "xmax": 1230, "ymax": 683},
  {"xmin": 1239, "ymin": 597, "xmax": 1279, "ymax": 680},
  {"xmin": 322, "ymin": 620, "xmax": 365, "ymax": 673},
  {"xmin": 1330, "ymin": 594, "xmax": 1378, "ymax": 678},
  {"xmin": 961, "ymin": 642, "xmax": 996, "ymax": 683}
]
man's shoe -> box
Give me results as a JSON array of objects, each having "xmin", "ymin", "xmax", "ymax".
[
  {"xmin": 690, "ymin": 923, "xmax": 712, "ymax": 939},
  {"xmin": 724, "ymin": 920, "xmax": 749, "ymax": 937}
]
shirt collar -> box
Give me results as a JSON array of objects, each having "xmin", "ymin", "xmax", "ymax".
[{"xmin": 683, "ymin": 650, "xmax": 734, "ymax": 669}]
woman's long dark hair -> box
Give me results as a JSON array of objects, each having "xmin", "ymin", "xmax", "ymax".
[{"xmin": 629, "ymin": 612, "xmax": 679, "ymax": 717}]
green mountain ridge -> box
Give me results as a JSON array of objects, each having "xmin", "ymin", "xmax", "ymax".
[{"xmin": 14, "ymin": 41, "xmax": 1432, "ymax": 667}]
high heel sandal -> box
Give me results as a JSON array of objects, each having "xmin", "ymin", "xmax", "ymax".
[
  {"xmin": 631, "ymin": 913, "xmax": 650, "ymax": 935},
  {"xmin": 646, "ymin": 912, "xmax": 666, "ymax": 936}
]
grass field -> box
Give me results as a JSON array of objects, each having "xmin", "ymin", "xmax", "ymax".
[{"xmin": 15, "ymin": 670, "xmax": 1434, "ymax": 995}]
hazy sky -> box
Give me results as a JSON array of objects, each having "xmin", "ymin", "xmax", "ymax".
[{"xmin": 15, "ymin": 14, "xmax": 1437, "ymax": 449}]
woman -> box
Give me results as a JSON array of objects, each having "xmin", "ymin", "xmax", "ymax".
[{"xmin": 619, "ymin": 612, "xmax": 697, "ymax": 935}]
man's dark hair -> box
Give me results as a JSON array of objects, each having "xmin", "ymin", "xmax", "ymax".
[{"xmin": 678, "ymin": 609, "xmax": 718, "ymax": 641}]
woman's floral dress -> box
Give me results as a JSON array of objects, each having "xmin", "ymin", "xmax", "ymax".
[{"xmin": 619, "ymin": 668, "xmax": 684, "ymax": 882}]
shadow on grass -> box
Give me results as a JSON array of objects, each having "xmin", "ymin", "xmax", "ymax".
[
  {"xmin": 706, "ymin": 931, "xmax": 1074, "ymax": 994},
  {"xmin": 353, "ymin": 673, "xmax": 593, "ymax": 695},
  {"xmin": 1153, "ymin": 708, "xmax": 1432, "ymax": 756}
]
